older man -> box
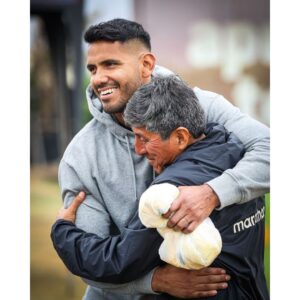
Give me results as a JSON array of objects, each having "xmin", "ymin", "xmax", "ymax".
[{"xmin": 52, "ymin": 76, "xmax": 269, "ymax": 299}]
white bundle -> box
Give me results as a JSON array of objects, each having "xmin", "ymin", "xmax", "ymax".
[{"xmin": 139, "ymin": 183, "xmax": 222, "ymax": 270}]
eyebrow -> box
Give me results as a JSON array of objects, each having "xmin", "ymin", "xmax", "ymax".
[
  {"xmin": 134, "ymin": 133, "xmax": 147, "ymax": 139},
  {"xmin": 86, "ymin": 59, "xmax": 122, "ymax": 68}
]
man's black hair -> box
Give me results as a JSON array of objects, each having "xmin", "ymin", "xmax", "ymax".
[{"xmin": 84, "ymin": 18, "xmax": 151, "ymax": 50}]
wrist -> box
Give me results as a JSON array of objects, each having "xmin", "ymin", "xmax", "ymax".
[
  {"xmin": 204, "ymin": 184, "xmax": 220, "ymax": 208},
  {"xmin": 206, "ymin": 174, "xmax": 242, "ymax": 209},
  {"xmin": 151, "ymin": 266, "xmax": 165, "ymax": 293}
]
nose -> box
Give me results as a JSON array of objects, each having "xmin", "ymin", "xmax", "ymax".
[
  {"xmin": 135, "ymin": 139, "xmax": 147, "ymax": 156},
  {"xmin": 91, "ymin": 69, "xmax": 109, "ymax": 87}
]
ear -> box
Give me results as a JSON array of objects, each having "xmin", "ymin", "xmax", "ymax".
[
  {"xmin": 171, "ymin": 127, "xmax": 191, "ymax": 150},
  {"xmin": 140, "ymin": 53, "xmax": 156, "ymax": 79}
]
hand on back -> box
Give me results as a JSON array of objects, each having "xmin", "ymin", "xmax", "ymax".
[{"xmin": 56, "ymin": 191, "xmax": 86, "ymax": 223}]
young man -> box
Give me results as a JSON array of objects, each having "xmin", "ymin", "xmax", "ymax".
[
  {"xmin": 52, "ymin": 76, "xmax": 269, "ymax": 299},
  {"xmin": 55, "ymin": 18, "xmax": 269, "ymax": 299}
]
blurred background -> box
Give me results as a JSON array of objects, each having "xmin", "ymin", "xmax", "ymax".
[{"xmin": 30, "ymin": 0, "xmax": 270, "ymax": 299}]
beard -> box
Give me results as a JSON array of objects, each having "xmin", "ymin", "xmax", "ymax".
[
  {"xmin": 102, "ymin": 98, "xmax": 128, "ymax": 114},
  {"xmin": 101, "ymin": 80, "xmax": 143, "ymax": 114}
]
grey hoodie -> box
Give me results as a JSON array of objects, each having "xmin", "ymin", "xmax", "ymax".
[{"xmin": 58, "ymin": 65, "xmax": 270, "ymax": 299}]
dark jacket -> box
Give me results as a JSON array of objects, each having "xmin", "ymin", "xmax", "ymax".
[{"xmin": 51, "ymin": 123, "xmax": 269, "ymax": 299}]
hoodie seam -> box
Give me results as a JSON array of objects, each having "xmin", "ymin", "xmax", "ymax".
[{"xmin": 125, "ymin": 136, "xmax": 137, "ymax": 202}]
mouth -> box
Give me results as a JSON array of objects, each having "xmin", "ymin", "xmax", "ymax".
[
  {"xmin": 98, "ymin": 87, "xmax": 118, "ymax": 100},
  {"xmin": 146, "ymin": 157, "xmax": 164, "ymax": 174},
  {"xmin": 146, "ymin": 157, "xmax": 156, "ymax": 166}
]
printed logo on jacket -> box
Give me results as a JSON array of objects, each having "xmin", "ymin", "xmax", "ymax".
[{"xmin": 233, "ymin": 206, "xmax": 265, "ymax": 234}]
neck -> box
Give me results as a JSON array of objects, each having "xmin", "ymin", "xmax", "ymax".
[
  {"xmin": 173, "ymin": 133, "xmax": 206, "ymax": 163},
  {"xmin": 113, "ymin": 112, "xmax": 124, "ymax": 125},
  {"xmin": 188, "ymin": 133, "xmax": 206, "ymax": 147},
  {"xmin": 112, "ymin": 112, "xmax": 131, "ymax": 130}
]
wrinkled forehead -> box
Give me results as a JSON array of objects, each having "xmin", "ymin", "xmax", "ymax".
[
  {"xmin": 132, "ymin": 126, "xmax": 149, "ymax": 136},
  {"xmin": 132, "ymin": 127, "xmax": 159, "ymax": 139}
]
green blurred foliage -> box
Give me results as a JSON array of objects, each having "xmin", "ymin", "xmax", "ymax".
[
  {"xmin": 81, "ymin": 75, "xmax": 93, "ymax": 126},
  {"xmin": 31, "ymin": 167, "xmax": 86, "ymax": 300},
  {"xmin": 264, "ymin": 193, "xmax": 270, "ymax": 291}
]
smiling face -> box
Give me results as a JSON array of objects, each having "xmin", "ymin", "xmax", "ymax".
[
  {"xmin": 86, "ymin": 40, "xmax": 155, "ymax": 121},
  {"xmin": 133, "ymin": 127, "xmax": 186, "ymax": 174}
]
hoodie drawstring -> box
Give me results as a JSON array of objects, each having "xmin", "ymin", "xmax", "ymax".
[{"xmin": 125, "ymin": 136, "xmax": 138, "ymax": 201}]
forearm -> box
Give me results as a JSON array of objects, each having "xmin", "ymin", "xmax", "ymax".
[
  {"xmin": 83, "ymin": 268, "xmax": 159, "ymax": 295},
  {"xmin": 51, "ymin": 219, "xmax": 163, "ymax": 283},
  {"xmin": 207, "ymin": 139, "xmax": 269, "ymax": 208},
  {"xmin": 194, "ymin": 87, "xmax": 270, "ymax": 207},
  {"xmin": 151, "ymin": 264, "xmax": 230, "ymax": 298},
  {"xmin": 58, "ymin": 161, "xmax": 161, "ymax": 294},
  {"xmin": 52, "ymin": 218, "xmax": 161, "ymax": 295}
]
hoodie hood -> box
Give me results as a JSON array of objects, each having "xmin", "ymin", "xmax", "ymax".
[{"xmin": 86, "ymin": 86, "xmax": 132, "ymax": 142}]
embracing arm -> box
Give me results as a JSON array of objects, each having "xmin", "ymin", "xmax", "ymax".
[
  {"xmin": 153, "ymin": 65, "xmax": 269, "ymax": 209},
  {"xmin": 56, "ymin": 159, "xmax": 161, "ymax": 294},
  {"xmin": 194, "ymin": 87, "xmax": 270, "ymax": 208},
  {"xmin": 51, "ymin": 210, "xmax": 163, "ymax": 283},
  {"xmin": 54, "ymin": 161, "xmax": 230, "ymax": 296},
  {"xmin": 163, "ymin": 88, "xmax": 269, "ymax": 232},
  {"xmin": 51, "ymin": 203, "xmax": 229, "ymax": 297}
]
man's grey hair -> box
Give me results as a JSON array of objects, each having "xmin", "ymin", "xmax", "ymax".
[{"xmin": 124, "ymin": 75, "xmax": 206, "ymax": 140}]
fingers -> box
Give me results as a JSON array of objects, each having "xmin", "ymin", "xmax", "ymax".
[
  {"xmin": 182, "ymin": 221, "xmax": 197, "ymax": 234},
  {"xmin": 167, "ymin": 210, "xmax": 186, "ymax": 229},
  {"xmin": 169, "ymin": 196, "xmax": 181, "ymax": 212},
  {"xmin": 197, "ymin": 274, "xmax": 230, "ymax": 284},
  {"xmin": 193, "ymin": 290, "xmax": 218, "ymax": 298},
  {"xmin": 197, "ymin": 282, "xmax": 228, "ymax": 290},
  {"xmin": 153, "ymin": 264, "xmax": 229, "ymax": 298},
  {"xmin": 180, "ymin": 290, "xmax": 218, "ymax": 299},
  {"xmin": 164, "ymin": 196, "xmax": 181, "ymax": 220},
  {"xmin": 68, "ymin": 191, "xmax": 86, "ymax": 213},
  {"xmin": 162, "ymin": 210, "xmax": 172, "ymax": 219},
  {"xmin": 194, "ymin": 268, "xmax": 230, "ymax": 294},
  {"xmin": 167, "ymin": 191, "xmax": 194, "ymax": 231},
  {"xmin": 196, "ymin": 267, "xmax": 231, "ymax": 283},
  {"xmin": 166, "ymin": 196, "xmax": 185, "ymax": 228},
  {"xmin": 198, "ymin": 267, "xmax": 227, "ymax": 276},
  {"xmin": 194, "ymin": 282, "xmax": 228, "ymax": 294},
  {"xmin": 169, "ymin": 213, "xmax": 196, "ymax": 232},
  {"xmin": 167, "ymin": 212, "xmax": 196, "ymax": 232},
  {"xmin": 173, "ymin": 216, "xmax": 190, "ymax": 231}
]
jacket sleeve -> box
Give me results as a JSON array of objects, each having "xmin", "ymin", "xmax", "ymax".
[
  {"xmin": 193, "ymin": 87, "xmax": 270, "ymax": 209},
  {"xmin": 51, "ymin": 212, "xmax": 163, "ymax": 283},
  {"xmin": 57, "ymin": 159, "xmax": 162, "ymax": 294}
]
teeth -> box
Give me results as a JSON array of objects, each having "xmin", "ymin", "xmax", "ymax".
[{"xmin": 101, "ymin": 88, "xmax": 114, "ymax": 96}]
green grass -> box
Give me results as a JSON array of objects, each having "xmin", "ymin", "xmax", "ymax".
[
  {"xmin": 264, "ymin": 193, "xmax": 270, "ymax": 291},
  {"xmin": 31, "ymin": 167, "xmax": 86, "ymax": 300}
]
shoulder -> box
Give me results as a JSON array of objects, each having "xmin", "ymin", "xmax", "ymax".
[
  {"xmin": 192, "ymin": 87, "xmax": 229, "ymax": 110},
  {"xmin": 193, "ymin": 86, "xmax": 221, "ymax": 100}
]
